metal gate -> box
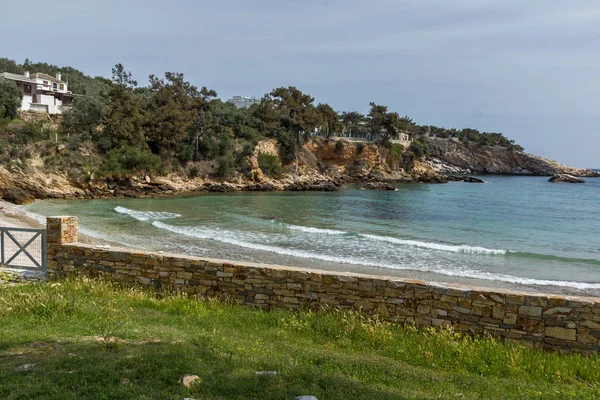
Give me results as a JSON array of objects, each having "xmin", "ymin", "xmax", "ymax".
[{"xmin": 0, "ymin": 227, "xmax": 47, "ymax": 273}]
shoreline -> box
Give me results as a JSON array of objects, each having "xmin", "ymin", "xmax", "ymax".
[{"xmin": 15, "ymin": 193, "xmax": 600, "ymax": 298}]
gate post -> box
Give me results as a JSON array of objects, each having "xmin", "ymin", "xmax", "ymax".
[{"xmin": 46, "ymin": 216, "xmax": 78, "ymax": 276}]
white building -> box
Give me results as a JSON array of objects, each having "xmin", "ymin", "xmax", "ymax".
[
  {"xmin": 0, "ymin": 71, "xmax": 76, "ymax": 114},
  {"xmin": 227, "ymin": 95, "xmax": 261, "ymax": 109}
]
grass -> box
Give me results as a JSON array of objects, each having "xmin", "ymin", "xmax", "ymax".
[{"xmin": 1, "ymin": 277, "xmax": 599, "ymax": 399}]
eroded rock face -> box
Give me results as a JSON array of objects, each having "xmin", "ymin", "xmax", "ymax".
[
  {"xmin": 549, "ymin": 174, "xmax": 585, "ymax": 183},
  {"xmin": 428, "ymin": 137, "xmax": 598, "ymax": 176}
]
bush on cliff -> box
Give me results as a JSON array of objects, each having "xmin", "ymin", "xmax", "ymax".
[
  {"xmin": 98, "ymin": 146, "xmax": 165, "ymax": 177},
  {"xmin": 258, "ymin": 153, "xmax": 282, "ymax": 177},
  {"xmin": 409, "ymin": 137, "xmax": 430, "ymax": 158},
  {"xmin": 385, "ymin": 142, "xmax": 404, "ymax": 170},
  {"xmin": 0, "ymin": 77, "xmax": 23, "ymax": 120}
]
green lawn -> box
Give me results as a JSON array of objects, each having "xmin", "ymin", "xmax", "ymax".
[{"xmin": 1, "ymin": 277, "xmax": 598, "ymax": 399}]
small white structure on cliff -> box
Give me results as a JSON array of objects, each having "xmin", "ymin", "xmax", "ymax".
[
  {"xmin": 227, "ymin": 95, "xmax": 261, "ymax": 109},
  {"xmin": 0, "ymin": 71, "xmax": 76, "ymax": 114}
]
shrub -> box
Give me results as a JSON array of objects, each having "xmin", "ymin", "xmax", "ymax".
[
  {"xmin": 257, "ymin": 153, "xmax": 282, "ymax": 177},
  {"xmin": 409, "ymin": 138, "xmax": 430, "ymax": 159},
  {"xmin": 17, "ymin": 121, "xmax": 47, "ymax": 144},
  {"xmin": 356, "ymin": 142, "xmax": 365, "ymax": 155},
  {"xmin": 177, "ymin": 143, "xmax": 193, "ymax": 164},
  {"xmin": 188, "ymin": 165, "xmax": 200, "ymax": 179},
  {"xmin": 241, "ymin": 142, "xmax": 254, "ymax": 157},
  {"xmin": 386, "ymin": 143, "xmax": 404, "ymax": 170},
  {"xmin": 98, "ymin": 146, "xmax": 165, "ymax": 177},
  {"xmin": 0, "ymin": 78, "xmax": 23, "ymax": 120},
  {"xmin": 216, "ymin": 154, "xmax": 235, "ymax": 178},
  {"xmin": 335, "ymin": 139, "xmax": 345, "ymax": 153}
]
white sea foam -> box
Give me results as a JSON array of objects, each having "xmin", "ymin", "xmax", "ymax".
[
  {"xmin": 21, "ymin": 209, "xmax": 48, "ymax": 225},
  {"xmin": 151, "ymin": 221, "xmax": 600, "ymax": 290},
  {"xmin": 114, "ymin": 206, "xmax": 181, "ymax": 222},
  {"xmin": 279, "ymin": 221, "xmax": 506, "ymax": 255},
  {"xmin": 362, "ymin": 234, "xmax": 507, "ymax": 255},
  {"xmin": 285, "ymin": 224, "xmax": 346, "ymax": 235}
]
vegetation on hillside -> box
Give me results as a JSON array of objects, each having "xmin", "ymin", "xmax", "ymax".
[
  {"xmin": 0, "ymin": 276, "xmax": 598, "ymax": 399},
  {"xmin": 0, "ymin": 57, "xmax": 524, "ymax": 182},
  {"xmin": 413, "ymin": 124, "xmax": 524, "ymax": 151}
]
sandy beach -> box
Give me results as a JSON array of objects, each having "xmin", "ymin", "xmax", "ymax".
[{"xmin": 0, "ymin": 199, "xmax": 44, "ymax": 229}]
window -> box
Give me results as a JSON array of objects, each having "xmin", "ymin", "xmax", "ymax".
[
  {"xmin": 24, "ymin": 84, "xmax": 32, "ymax": 94},
  {"xmin": 59, "ymin": 84, "xmax": 64, "ymax": 90},
  {"xmin": 43, "ymin": 80, "xmax": 48, "ymax": 85}
]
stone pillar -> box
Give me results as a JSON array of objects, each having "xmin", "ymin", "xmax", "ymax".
[
  {"xmin": 47, "ymin": 216, "xmax": 78, "ymax": 246},
  {"xmin": 46, "ymin": 216, "xmax": 78, "ymax": 276}
]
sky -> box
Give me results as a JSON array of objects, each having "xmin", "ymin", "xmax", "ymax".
[{"xmin": 1, "ymin": 0, "xmax": 599, "ymax": 167}]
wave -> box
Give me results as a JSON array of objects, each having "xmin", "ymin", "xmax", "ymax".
[
  {"xmin": 151, "ymin": 221, "xmax": 600, "ymax": 290},
  {"xmin": 23, "ymin": 209, "xmax": 121, "ymax": 243},
  {"xmin": 362, "ymin": 234, "xmax": 507, "ymax": 255},
  {"xmin": 114, "ymin": 206, "xmax": 181, "ymax": 222},
  {"xmin": 275, "ymin": 220, "xmax": 507, "ymax": 255},
  {"xmin": 21, "ymin": 209, "xmax": 48, "ymax": 225},
  {"xmin": 508, "ymin": 251, "xmax": 600, "ymax": 267},
  {"xmin": 279, "ymin": 222, "xmax": 509, "ymax": 255},
  {"xmin": 285, "ymin": 224, "xmax": 347, "ymax": 236}
]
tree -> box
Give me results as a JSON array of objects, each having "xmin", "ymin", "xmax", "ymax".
[
  {"xmin": 316, "ymin": 103, "xmax": 342, "ymax": 137},
  {"xmin": 340, "ymin": 111, "xmax": 368, "ymax": 137},
  {"xmin": 144, "ymin": 72, "xmax": 198, "ymax": 155},
  {"xmin": 61, "ymin": 96, "xmax": 104, "ymax": 140},
  {"xmin": 100, "ymin": 64, "xmax": 144, "ymax": 151},
  {"xmin": 269, "ymin": 87, "xmax": 320, "ymax": 145},
  {"xmin": 367, "ymin": 102, "xmax": 414, "ymax": 144},
  {"xmin": 191, "ymin": 86, "xmax": 218, "ymax": 162},
  {"xmin": 0, "ymin": 78, "xmax": 23, "ymax": 120}
]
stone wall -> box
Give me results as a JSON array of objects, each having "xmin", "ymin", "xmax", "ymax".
[{"xmin": 47, "ymin": 217, "xmax": 600, "ymax": 354}]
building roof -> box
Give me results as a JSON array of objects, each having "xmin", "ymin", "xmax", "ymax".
[
  {"xmin": 0, "ymin": 72, "xmax": 36, "ymax": 84},
  {"xmin": 32, "ymin": 72, "xmax": 64, "ymax": 83}
]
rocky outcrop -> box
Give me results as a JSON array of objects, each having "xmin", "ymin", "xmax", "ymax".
[
  {"xmin": 447, "ymin": 176, "xmax": 485, "ymax": 183},
  {"xmin": 415, "ymin": 171, "xmax": 449, "ymax": 184},
  {"xmin": 363, "ymin": 182, "xmax": 396, "ymax": 190},
  {"xmin": 428, "ymin": 137, "xmax": 599, "ymax": 177},
  {"xmin": 549, "ymin": 174, "xmax": 585, "ymax": 183},
  {"xmin": 284, "ymin": 181, "xmax": 339, "ymax": 191},
  {"xmin": 4, "ymin": 135, "xmax": 594, "ymax": 205},
  {"xmin": 0, "ymin": 167, "xmax": 55, "ymax": 204},
  {"xmin": 423, "ymin": 157, "xmax": 472, "ymax": 175}
]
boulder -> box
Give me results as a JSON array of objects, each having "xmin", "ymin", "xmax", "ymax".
[
  {"xmin": 448, "ymin": 175, "xmax": 484, "ymax": 183},
  {"xmin": 363, "ymin": 182, "xmax": 396, "ymax": 190},
  {"xmin": 181, "ymin": 374, "xmax": 201, "ymax": 387},
  {"xmin": 1, "ymin": 186, "xmax": 36, "ymax": 205},
  {"xmin": 416, "ymin": 171, "xmax": 448, "ymax": 184},
  {"xmin": 548, "ymin": 174, "xmax": 585, "ymax": 183},
  {"xmin": 244, "ymin": 182, "xmax": 279, "ymax": 191},
  {"xmin": 462, "ymin": 176, "xmax": 485, "ymax": 183},
  {"xmin": 285, "ymin": 181, "xmax": 339, "ymax": 191}
]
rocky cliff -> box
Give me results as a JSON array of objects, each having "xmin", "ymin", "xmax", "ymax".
[
  {"xmin": 427, "ymin": 137, "xmax": 598, "ymax": 176},
  {"xmin": 1, "ymin": 136, "xmax": 596, "ymax": 205}
]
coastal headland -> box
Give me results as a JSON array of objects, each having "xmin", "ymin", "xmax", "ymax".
[{"xmin": 1, "ymin": 136, "xmax": 597, "ymax": 205}]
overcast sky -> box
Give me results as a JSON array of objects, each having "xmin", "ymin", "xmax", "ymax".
[{"xmin": 2, "ymin": 0, "xmax": 598, "ymax": 167}]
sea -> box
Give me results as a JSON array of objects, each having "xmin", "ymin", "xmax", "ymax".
[{"xmin": 26, "ymin": 174, "xmax": 600, "ymax": 296}]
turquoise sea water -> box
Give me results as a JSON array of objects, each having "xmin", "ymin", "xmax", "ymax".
[{"xmin": 26, "ymin": 176, "xmax": 600, "ymax": 296}]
